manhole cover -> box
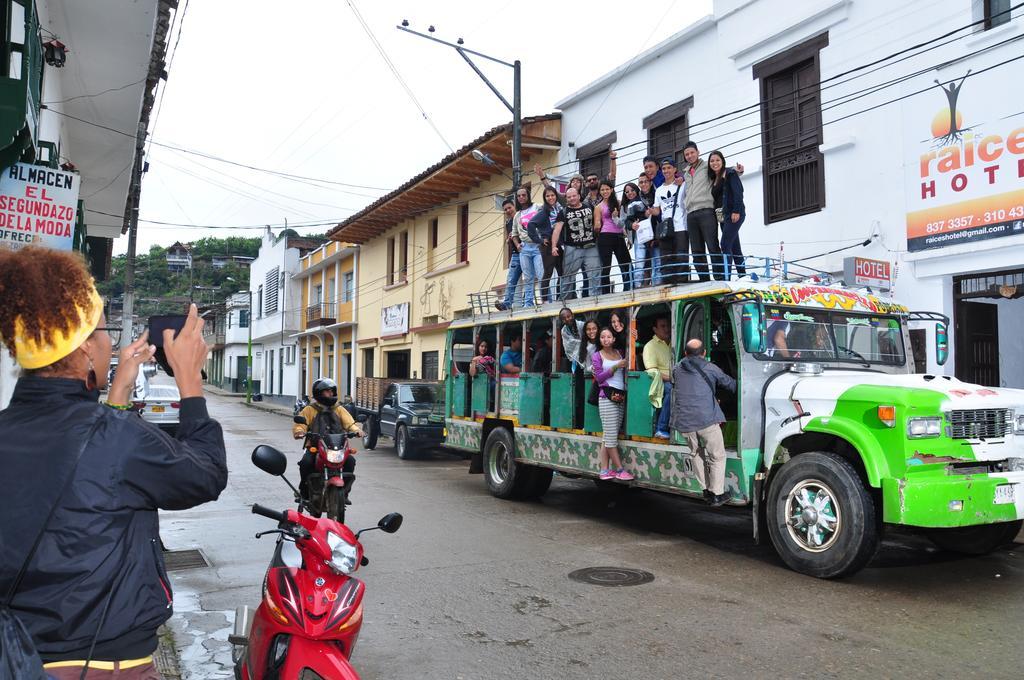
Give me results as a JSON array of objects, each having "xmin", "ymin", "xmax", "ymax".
[
  {"xmin": 162, "ymin": 549, "xmax": 210, "ymax": 572},
  {"xmin": 568, "ymin": 567, "xmax": 654, "ymax": 587}
]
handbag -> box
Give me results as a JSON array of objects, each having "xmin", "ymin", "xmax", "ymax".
[
  {"xmin": 656, "ymin": 187, "xmax": 681, "ymax": 240},
  {"xmin": 634, "ymin": 218, "xmax": 654, "ymax": 245},
  {"xmin": 605, "ymin": 386, "xmax": 627, "ymax": 403},
  {"xmin": 0, "ymin": 414, "xmax": 112, "ymax": 680}
]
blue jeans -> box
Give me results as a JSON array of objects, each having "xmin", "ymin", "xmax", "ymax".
[
  {"xmin": 517, "ymin": 243, "xmax": 544, "ymax": 308},
  {"xmin": 632, "ymin": 241, "xmax": 662, "ymax": 287},
  {"xmin": 656, "ymin": 380, "xmax": 672, "ymax": 434},
  {"xmin": 720, "ymin": 213, "xmax": 746, "ymax": 278},
  {"xmin": 502, "ymin": 252, "xmax": 522, "ymax": 306}
]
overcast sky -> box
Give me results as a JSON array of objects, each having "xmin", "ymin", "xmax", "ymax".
[{"xmin": 123, "ymin": 0, "xmax": 711, "ymax": 253}]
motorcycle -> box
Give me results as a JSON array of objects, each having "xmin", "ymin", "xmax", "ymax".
[
  {"xmin": 293, "ymin": 394, "xmax": 310, "ymax": 416},
  {"xmin": 293, "ymin": 414, "xmax": 361, "ymax": 523},
  {"xmin": 230, "ymin": 443, "xmax": 402, "ymax": 680}
]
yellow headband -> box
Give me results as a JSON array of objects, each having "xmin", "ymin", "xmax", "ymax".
[{"xmin": 12, "ymin": 286, "xmax": 104, "ymax": 369}]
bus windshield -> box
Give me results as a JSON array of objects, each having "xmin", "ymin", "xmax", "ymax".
[{"xmin": 759, "ymin": 307, "xmax": 905, "ymax": 366}]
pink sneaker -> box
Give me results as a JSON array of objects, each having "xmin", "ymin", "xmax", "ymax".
[
  {"xmin": 616, "ymin": 468, "xmax": 634, "ymax": 481},
  {"xmin": 599, "ymin": 468, "xmax": 615, "ymax": 480}
]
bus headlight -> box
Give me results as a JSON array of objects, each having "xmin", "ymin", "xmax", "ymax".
[
  {"xmin": 907, "ymin": 417, "xmax": 942, "ymax": 438},
  {"xmin": 1013, "ymin": 411, "xmax": 1024, "ymax": 434}
]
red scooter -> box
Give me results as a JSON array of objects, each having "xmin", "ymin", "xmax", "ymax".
[{"xmin": 231, "ymin": 444, "xmax": 402, "ymax": 680}]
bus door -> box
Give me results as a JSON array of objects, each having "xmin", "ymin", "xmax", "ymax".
[
  {"xmin": 449, "ymin": 327, "xmax": 475, "ymax": 418},
  {"xmin": 470, "ymin": 325, "xmax": 498, "ymax": 416}
]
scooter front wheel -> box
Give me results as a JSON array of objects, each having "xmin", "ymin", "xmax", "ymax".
[{"xmin": 324, "ymin": 485, "xmax": 346, "ymax": 524}]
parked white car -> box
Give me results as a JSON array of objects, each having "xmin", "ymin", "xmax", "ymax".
[{"xmin": 134, "ymin": 382, "xmax": 181, "ymax": 435}]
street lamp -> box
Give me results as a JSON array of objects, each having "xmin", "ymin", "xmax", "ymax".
[
  {"xmin": 471, "ymin": 149, "xmax": 514, "ymax": 184},
  {"xmin": 397, "ymin": 22, "xmax": 522, "ymax": 188}
]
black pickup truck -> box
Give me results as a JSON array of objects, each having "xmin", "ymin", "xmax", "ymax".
[{"xmin": 355, "ymin": 378, "xmax": 444, "ymax": 459}]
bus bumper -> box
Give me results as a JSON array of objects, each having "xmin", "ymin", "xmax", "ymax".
[{"xmin": 881, "ymin": 471, "xmax": 1024, "ymax": 527}]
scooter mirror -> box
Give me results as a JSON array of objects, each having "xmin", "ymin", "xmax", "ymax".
[
  {"xmin": 251, "ymin": 445, "xmax": 288, "ymax": 476},
  {"xmin": 292, "ymin": 415, "xmax": 306, "ymax": 425},
  {"xmin": 378, "ymin": 512, "xmax": 403, "ymax": 534}
]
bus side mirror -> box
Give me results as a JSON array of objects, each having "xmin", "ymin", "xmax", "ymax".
[
  {"xmin": 935, "ymin": 322, "xmax": 949, "ymax": 366},
  {"xmin": 739, "ymin": 302, "xmax": 765, "ymax": 354}
]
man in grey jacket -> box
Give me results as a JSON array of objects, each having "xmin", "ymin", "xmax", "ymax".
[
  {"xmin": 682, "ymin": 141, "xmax": 724, "ymax": 282},
  {"xmin": 670, "ymin": 339, "xmax": 737, "ymax": 507}
]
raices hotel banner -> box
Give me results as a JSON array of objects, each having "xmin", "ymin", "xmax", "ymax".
[{"xmin": 905, "ymin": 65, "xmax": 1024, "ymax": 253}]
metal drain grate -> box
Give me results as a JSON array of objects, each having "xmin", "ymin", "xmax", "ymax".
[
  {"xmin": 162, "ymin": 549, "xmax": 210, "ymax": 572},
  {"xmin": 568, "ymin": 566, "xmax": 654, "ymax": 587}
]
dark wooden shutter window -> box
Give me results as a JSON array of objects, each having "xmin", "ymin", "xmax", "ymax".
[
  {"xmin": 576, "ymin": 131, "xmax": 616, "ymax": 180},
  {"xmin": 645, "ymin": 97, "xmax": 693, "ymax": 168},
  {"xmin": 754, "ymin": 33, "xmax": 828, "ymax": 224},
  {"xmin": 386, "ymin": 237, "xmax": 395, "ymax": 285},
  {"xmin": 458, "ymin": 204, "xmax": 470, "ymax": 263},
  {"xmin": 985, "ymin": 0, "xmax": 1011, "ymax": 30},
  {"xmin": 399, "ymin": 231, "xmax": 409, "ymax": 281},
  {"xmin": 422, "ymin": 351, "xmax": 439, "ymax": 381}
]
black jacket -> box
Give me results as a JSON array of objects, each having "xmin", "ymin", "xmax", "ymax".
[{"xmin": 0, "ymin": 377, "xmax": 227, "ymax": 662}]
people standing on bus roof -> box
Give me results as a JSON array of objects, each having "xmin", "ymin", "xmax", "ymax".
[
  {"xmin": 642, "ymin": 155, "xmax": 665, "ymax": 189},
  {"xmin": 535, "ymin": 163, "xmax": 583, "ymax": 203},
  {"xmin": 581, "ymin": 150, "xmax": 616, "ymax": 210},
  {"xmin": 709, "ymin": 149, "xmax": 746, "ymax": 278},
  {"xmin": 637, "ymin": 173, "xmax": 662, "ymax": 285},
  {"xmin": 494, "ymin": 198, "xmax": 522, "ymax": 312},
  {"xmin": 552, "ymin": 187, "xmax": 601, "ymax": 301},
  {"xmin": 512, "ymin": 186, "xmax": 542, "ymax": 309},
  {"xmin": 594, "ymin": 180, "xmax": 632, "ymax": 295},
  {"xmin": 682, "ymin": 141, "xmax": 725, "ymax": 282},
  {"xmin": 592, "ymin": 328, "xmax": 634, "ymax": 481},
  {"xmin": 643, "ymin": 315, "xmax": 674, "ymax": 439},
  {"xmin": 652, "ymin": 158, "xmax": 689, "ymax": 285},
  {"xmin": 527, "ymin": 186, "xmax": 565, "ymax": 304},
  {"xmin": 671, "ymin": 339, "xmax": 737, "ymax": 506},
  {"xmin": 500, "ymin": 336, "xmax": 523, "ymax": 375}
]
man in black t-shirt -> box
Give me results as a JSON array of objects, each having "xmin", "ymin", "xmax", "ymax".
[{"xmin": 552, "ymin": 187, "xmax": 601, "ymax": 300}]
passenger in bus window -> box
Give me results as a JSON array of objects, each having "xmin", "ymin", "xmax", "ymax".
[
  {"xmin": 559, "ymin": 307, "xmax": 584, "ymax": 372},
  {"xmin": 531, "ymin": 331, "xmax": 553, "ymax": 374},
  {"xmin": 581, "ymin": 319, "xmax": 600, "ymax": 375},
  {"xmin": 468, "ymin": 339, "xmax": 496, "ymax": 380},
  {"xmin": 671, "ymin": 339, "xmax": 736, "ymax": 507},
  {"xmin": 610, "ymin": 309, "xmax": 629, "ymax": 353},
  {"xmin": 500, "ymin": 336, "xmax": 523, "ymax": 375},
  {"xmin": 592, "ymin": 328, "xmax": 633, "ymax": 481},
  {"xmin": 766, "ymin": 317, "xmax": 790, "ymax": 358},
  {"xmin": 642, "ymin": 315, "xmax": 673, "ymax": 439}
]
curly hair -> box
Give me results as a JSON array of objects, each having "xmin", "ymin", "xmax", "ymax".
[{"xmin": 0, "ymin": 247, "xmax": 97, "ymax": 362}]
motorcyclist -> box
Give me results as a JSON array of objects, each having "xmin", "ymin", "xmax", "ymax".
[{"xmin": 292, "ymin": 377, "xmax": 364, "ymax": 503}]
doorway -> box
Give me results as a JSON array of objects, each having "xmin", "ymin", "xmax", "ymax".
[
  {"xmin": 386, "ymin": 349, "xmax": 411, "ymax": 379},
  {"xmin": 954, "ymin": 269, "xmax": 1024, "ymax": 388}
]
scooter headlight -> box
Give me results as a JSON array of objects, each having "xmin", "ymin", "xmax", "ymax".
[{"xmin": 326, "ymin": 531, "xmax": 359, "ymax": 574}]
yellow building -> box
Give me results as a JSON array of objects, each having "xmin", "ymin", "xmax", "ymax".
[
  {"xmin": 293, "ymin": 240, "xmax": 358, "ymax": 398},
  {"xmin": 328, "ymin": 115, "xmax": 561, "ymax": 381}
]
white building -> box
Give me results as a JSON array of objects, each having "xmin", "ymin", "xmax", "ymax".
[
  {"xmin": 553, "ymin": 0, "xmax": 1023, "ymax": 387},
  {"xmin": 217, "ymin": 292, "xmax": 252, "ymax": 393},
  {"xmin": 249, "ymin": 227, "xmax": 322, "ymax": 405}
]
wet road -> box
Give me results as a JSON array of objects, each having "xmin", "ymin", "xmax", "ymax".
[{"xmin": 163, "ymin": 390, "xmax": 1024, "ymax": 679}]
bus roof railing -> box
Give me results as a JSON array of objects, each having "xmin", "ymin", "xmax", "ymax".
[{"xmin": 467, "ymin": 255, "xmax": 851, "ymax": 319}]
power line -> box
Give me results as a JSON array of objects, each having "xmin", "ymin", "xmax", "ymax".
[{"xmin": 345, "ymin": 0, "xmax": 455, "ymax": 153}]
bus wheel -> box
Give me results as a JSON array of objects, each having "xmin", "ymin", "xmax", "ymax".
[
  {"xmin": 483, "ymin": 427, "xmax": 529, "ymax": 499},
  {"xmin": 522, "ymin": 467, "xmax": 553, "ymax": 499},
  {"xmin": 766, "ymin": 452, "xmax": 879, "ymax": 579},
  {"xmin": 926, "ymin": 520, "xmax": 1023, "ymax": 555}
]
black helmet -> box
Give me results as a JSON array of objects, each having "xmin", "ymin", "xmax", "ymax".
[{"xmin": 311, "ymin": 377, "xmax": 338, "ymax": 407}]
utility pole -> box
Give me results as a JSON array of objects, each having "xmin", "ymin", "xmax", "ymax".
[
  {"xmin": 120, "ymin": 143, "xmax": 145, "ymax": 348},
  {"xmin": 397, "ymin": 22, "xmax": 522, "ymax": 188}
]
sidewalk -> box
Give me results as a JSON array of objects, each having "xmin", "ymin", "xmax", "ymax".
[{"xmin": 202, "ymin": 384, "xmax": 293, "ymax": 418}]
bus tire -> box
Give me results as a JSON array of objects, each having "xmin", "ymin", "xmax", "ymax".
[
  {"xmin": 482, "ymin": 427, "xmax": 529, "ymax": 499},
  {"xmin": 766, "ymin": 452, "xmax": 879, "ymax": 579},
  {"xmin": 362, "ymin": 416, "xmax": 378, "ymax": 450},
  {"xmin": 926, "ymin": 520, "xmax": 1023, "ymax": 555},
  {"xmin": 522, "ymin": 467, "xmax": 553, "ymax": 499}
]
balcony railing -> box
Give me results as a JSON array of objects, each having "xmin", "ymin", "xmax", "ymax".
[{"xmin": 305, "ymin": 302, "xmax": 337, "ymax": 328}]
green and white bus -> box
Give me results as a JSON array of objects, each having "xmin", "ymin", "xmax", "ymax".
[{"xmin": 442, "ymin": 280, "xmax": 1024, "ymax": 578}]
